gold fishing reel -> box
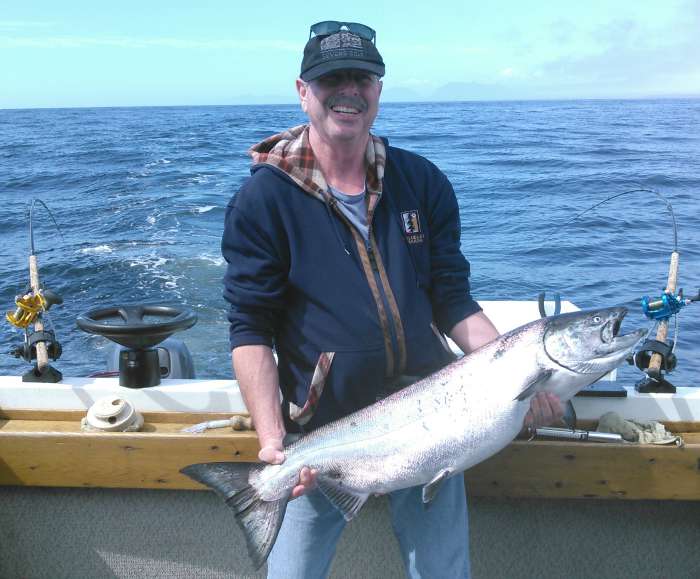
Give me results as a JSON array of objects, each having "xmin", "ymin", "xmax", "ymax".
[{"xmin": 6, "ymin": 291, "xmax": 47, "ymax": 329}]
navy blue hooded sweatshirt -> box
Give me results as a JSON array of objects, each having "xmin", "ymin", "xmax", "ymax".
[{"xmin": 222, "ymin": 125, "xmax": 481, "ymax": 432}]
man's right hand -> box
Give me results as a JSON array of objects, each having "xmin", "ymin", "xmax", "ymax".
[
  {"xmin": 257, "ymin": 443, "xmax": 286, "ymax": 465},
  {"xmin": 257, "ymin": 439, "xmax": 318, "ymax": 499},
  {"xmin": 232, "ymin": 346, "xmax": 317, "ymax": 499}
]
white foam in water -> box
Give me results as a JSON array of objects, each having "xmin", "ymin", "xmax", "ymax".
[
  {"xmin": 187, "ymin": 174, "xmax": 213, "ymax": 185},
  {"xmin": 128, "ymin": 253, "xmax": 183, "ymax": 297},
  {"xmin": 129, "ymin": 256, "xmax": 170, "ymax": 268},
  {"xmin": 79, "ymin": 245, "xmax": 113, "ymax": 255},
  {"xmin": 193, "ymin": 205, "xmax": 216, "ymax": 214},
  {"xmin": 198, "ymin": 254, "xmax": 225, "ymax": 266},
  {"xmin": 146, "ymin": 215, "xmax": 156, "ymax": 225},
  {"xmin": 144, "ymin": 158, "xmax": 172, "ymax": 168}
]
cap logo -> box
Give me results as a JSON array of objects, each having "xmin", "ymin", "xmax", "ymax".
[{"xmin": 319, "ymin": 32, "xmax": 365, "ymax": 60}]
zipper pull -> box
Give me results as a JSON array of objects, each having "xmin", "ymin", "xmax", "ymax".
[{"xmin": 367, "ymin": 243, "xmax": 379, "ymax": 271}]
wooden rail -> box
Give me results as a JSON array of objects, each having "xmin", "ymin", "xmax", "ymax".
[{"xmin": 1, "ymin": 410, "xmax": 698, "ymax": 499}]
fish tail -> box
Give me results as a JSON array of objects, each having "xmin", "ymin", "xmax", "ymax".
[{"xmin": 181, "ymin": 462, "xmax": 289, "ymax": 569}]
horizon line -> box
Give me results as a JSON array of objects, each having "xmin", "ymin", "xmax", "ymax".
[{"xmin": 2, "ymin": 94, "xmax": 700, "ymax": 112}]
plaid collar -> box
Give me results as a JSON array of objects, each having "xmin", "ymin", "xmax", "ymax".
[{"xmin": 249, "ymin": 124, "xmax": 386, "ymax": 202}]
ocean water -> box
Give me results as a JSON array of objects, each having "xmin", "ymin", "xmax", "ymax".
[{"xmin": 1, "ymin": 99, "xmax": 699, "ymax": 387}]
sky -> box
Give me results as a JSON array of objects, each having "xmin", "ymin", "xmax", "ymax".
[{"xmin": 1, "ymin": 0, "xmax": 699, "ymax": 109}]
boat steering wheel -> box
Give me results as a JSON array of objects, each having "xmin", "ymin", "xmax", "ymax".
[{"xmin": 76, "ymin": 304, "xmax": 197, "ymax": 350}]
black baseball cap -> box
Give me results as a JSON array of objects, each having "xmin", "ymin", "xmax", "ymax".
[{"xmin": 300, "ymin": 23, "xmax": 385, "ymax": 82}]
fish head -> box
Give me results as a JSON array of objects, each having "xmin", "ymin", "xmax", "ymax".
[{"xmin": 543, "ymin": 306, "xmax": 645, "ymax": 375}]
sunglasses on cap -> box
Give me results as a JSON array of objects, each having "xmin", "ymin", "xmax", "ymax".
[{"xmin": 309, "ymin": 21, "xmax": 376, "ymax": 43}]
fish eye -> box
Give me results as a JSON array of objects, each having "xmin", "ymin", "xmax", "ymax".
[{"xmin": 592, "ymin": 316, "xmax": 602, "ymax": 324}]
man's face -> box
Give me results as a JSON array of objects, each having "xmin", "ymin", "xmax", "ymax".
[{"xmin": 296, "ymin": 69, "xmax": 383, "ymax": 145}]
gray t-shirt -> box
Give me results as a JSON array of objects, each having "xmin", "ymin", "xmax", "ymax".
[{"xmin": 329, "ymin": 185, "xmax": 368, "ymax": 242}]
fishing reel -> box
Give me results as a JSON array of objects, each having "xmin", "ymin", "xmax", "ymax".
[
  {"xmin": 633, "ymin": 288, "xmax": 699, "ymax": 394},
  {"xmin": 640, "ymin": 290, "xmax": 697, "ymax": 321},
  {"xmin": 7, "ymin": 287, "xmax": 63, "ymax": 329},
  {"xmin": 6, "ymin": 287, "xmax": 64, "ymax": 382}
]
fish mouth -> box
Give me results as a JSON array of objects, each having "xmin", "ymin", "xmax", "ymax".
[
  {"xmin": 601, "ymin": 318, "xmax": 622, "ymax": 344},
  {"xmin": 597, "ymin": 308, "xmax": 645, "ymax": 356}
]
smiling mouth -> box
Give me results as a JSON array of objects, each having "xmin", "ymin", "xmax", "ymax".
[{"xmin": 331, "ymin": 105, "xmax": 361, "ymax": 115}]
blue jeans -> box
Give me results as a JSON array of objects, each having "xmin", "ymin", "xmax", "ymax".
[{"xmin": 267, "ymin": 476, "xmax": 470, "ymax": 579}]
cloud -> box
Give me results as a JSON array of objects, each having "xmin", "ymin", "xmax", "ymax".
[
  {"xmin": 591, "ymin": 18, "xmax": 638, "ymax": 46},
  {"xmin": 550, "ymin": 19, "xmax": 577, "ymax": 46},
  {"xmin": 383, "ymin": 41, "xmax": 485, "ymax": 57},
  {"xmin": 0, "ymin": 21, "xmax": 55, "ymax": 30},
  {"xmin": 537, "ymin": 4, "xmax": 700, "ymax": 93},
  {"xmin": 0, "ymin": 35, "xmax": 299, "ymax": 52}
]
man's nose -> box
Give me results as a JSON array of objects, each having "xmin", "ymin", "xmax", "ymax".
[{"xmin": 337, "ymin": 73, "xmax": 360, "ymax": 92}]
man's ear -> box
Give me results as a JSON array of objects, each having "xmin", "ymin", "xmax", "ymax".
[{"xmin": 296, "ymin": 79, "xmax": 308, "ymax": 113}]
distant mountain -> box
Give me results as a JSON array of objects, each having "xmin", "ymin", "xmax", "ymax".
[
  {"xmin": 431, "ymin": 82, "xmax": 517, "ymax": 101},
  {"xmin": 383, "ymin": 81, "xmax": 537, "ymax": 103},
  {"xmin": 380, "ymin": 86, "xmax": 427, "ymax": 103}
]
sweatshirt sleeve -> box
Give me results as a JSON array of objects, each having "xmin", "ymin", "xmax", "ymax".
[
  {"xmin": 428, "ymin": 173, "xmax": 482, "ymax": 334},
  {"xmin": 221, "ymin": 179, "xmax": 289, "ymax": 350}
]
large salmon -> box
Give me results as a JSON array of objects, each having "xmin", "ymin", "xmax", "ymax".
[{"xmin": 182, "ymin": 306, "xmax": 644, "ymax": 568}]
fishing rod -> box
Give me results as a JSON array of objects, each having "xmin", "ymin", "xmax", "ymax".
[
  {"xmin": 551, "ymin": 188, "xmax": 699, "ymax": 393},
  {"xmin": 6, "ymin": 199, "xmax": 64, "ymax": 382}
]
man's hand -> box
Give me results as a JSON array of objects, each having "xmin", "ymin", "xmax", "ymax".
[
  {"xmin": 232, "ymin": 346, "xmax": 317, "ymax": 499},
  {"xmin": 257, "ymin": 439, "xmax": 317, "ymax": 499},
  {"xmin": 257, "ymin": 443, "xmax": 286, "ymax": 465},
  {"xmin": 523, "ymin": 392, "xmax": 564, "ymax": 430}
]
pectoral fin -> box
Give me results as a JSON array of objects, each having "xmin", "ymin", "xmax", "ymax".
[
  {"xmin": 514, "ymin": 369, "xmax": 553, "ymax": 401},
  {"xmin": 316, "ymin": 478, "xmax": 369, "ymax": 522},
  {"xmin": 422, "ymin": 469, "xmax": 451, "ymax": 504}
]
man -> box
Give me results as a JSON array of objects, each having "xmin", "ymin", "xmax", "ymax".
[{"xmin": 222, "ymin": 21, "xmax": 561, "ymax": 578}]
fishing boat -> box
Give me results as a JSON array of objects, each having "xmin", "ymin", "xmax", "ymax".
[{"xmin": 2, "ymin": 298, "xmax": 699, "ymax": 579}]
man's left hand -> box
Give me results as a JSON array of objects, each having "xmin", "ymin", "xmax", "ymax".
[{"xmin": 523, "ymin": 392, "xmax": 564, "ymax": 430}]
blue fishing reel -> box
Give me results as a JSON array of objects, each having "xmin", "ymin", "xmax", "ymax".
[
  {"xmin": 634, "ymin": 288, "xmax": 699, "ymax": 394},
  {"xmin": 640, "ymin": 292, "xmax": 687, "ymax": 321}
]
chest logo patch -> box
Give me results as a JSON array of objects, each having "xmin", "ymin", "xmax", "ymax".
[{"xmin": 401, "ymin": 210, "xmax": 424, "ymax": 244}]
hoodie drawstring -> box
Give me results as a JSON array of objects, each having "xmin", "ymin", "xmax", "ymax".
[{"xmin": 324, "ymin": 196, "xmax": 351, "ymax": 256}]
